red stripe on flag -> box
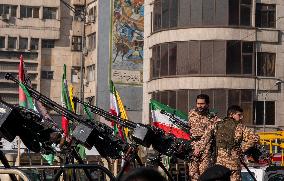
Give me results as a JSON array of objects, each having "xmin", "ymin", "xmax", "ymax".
[{"xmin": 152, "ymin": 122, "xmax": 190, "ymax": 140}]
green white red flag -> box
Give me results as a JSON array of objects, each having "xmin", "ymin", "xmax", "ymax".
[
  {"xmin": 19, "ymin": 55, "xmax": 27, "ymax": 107},
  {"xmin": 150, "ymin": 99, "xmax": 190, "ymax": 140},
  {"xmin": 109, "ymin": 81, "xmax": 128, "ymax": 141}
]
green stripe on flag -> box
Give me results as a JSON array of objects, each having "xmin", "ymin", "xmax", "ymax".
[{"xmin": 150, "ymin": 99, "xmax": 188, "ymax": 122}]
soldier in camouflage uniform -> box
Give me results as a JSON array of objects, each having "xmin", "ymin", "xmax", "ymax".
[
  {"xmin": 195, "ymin": 105, "xmax": 259, "ymax": 181},
  {"xmin": 188, "ymin": 94, "xmax": 217, "ymax": 181}
]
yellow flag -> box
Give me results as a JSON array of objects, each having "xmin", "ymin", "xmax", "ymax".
[
  {"xmin": 69, "ymin": 85, "xmax": 75, "ymax": 112},
  {"xmin": 115, "ymin": 90, "xmax": 129, "ymax": 137}
]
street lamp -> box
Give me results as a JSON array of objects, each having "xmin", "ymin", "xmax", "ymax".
[{"xmin": 259, "ymin": 78, "xmax": 284, "ymax": 131}]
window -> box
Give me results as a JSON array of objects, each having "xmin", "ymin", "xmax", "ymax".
[
  {"xmin": 0, "ymin": 36, "xmax": 4, "ymax": 48},
  {"xmin": 88, "ymin": 6, "xmax": 96, "ymax": 22},
  {"xmin": 153, "ymin": 0, "xmax": 161, "ymax": 31},
  {"xmin": 71, "ymin": 36, "xmax": 82, "ymax": 51},
  {"xmin": 41, "ymin": 71, "xmax": 54, "ymax": 79},
  {"xmin": 43, "ymin": 7, "xmax": 57, "ymax": 19},
  {"xmin": 0, "ymin": 4, "xmax": 17, "ymax": 17},
  {"xmin": 152, "ymin": 89, "xmax": 254, "ymax": 123},
  {"xmin": 74, "ymin": 5, "xmax": 84, "ymax": 21},
  {"xmin": 87, "ymin": 33, "xmax": 96, "ymax": 50},
  {"xmin": 87, "ymin": 64, "xmax": 95, "ymax": 82},
  {"xmin": 20, "ymin": 6, "xmax": 39, "ymax": 18},
  {"xmin": 42, "ymin": 39, "xmax": 55, "ymax": 48},
  {"xmin": 71, "ymin": 68, "xmax": 80, "ymax": 83},
  {"xmin": 8, "ymin": 37, "xmax": 16, "ymax": 49},
  {"xmin": 30, "ymin": 38, "xmax": 39, "ymax": 50},
  {"xmin": 226, "ymin": 41, "xmax": 254, "ymax": 75},
  {"xmin": 153, "ymin": 0, "xmax": 178, "ymax": 30},
  {"xmin": 229, "ymin": 0, "xmax": 252, "ymax": 26},
  {"xmin": 256, "ymin": 4, "xmax": 276, "ymax": 28},
  {"xmin": 257, "ymin": 52, "xmax": 275, "ymax": 77},
  {"xmin": 19, "ymin": 37, "xmax": 28, "ymax": 50},
  {"xmin": 254, "ymin": 101, "xmax": 275, "ymax": 125}
]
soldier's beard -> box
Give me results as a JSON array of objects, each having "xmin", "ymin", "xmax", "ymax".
[{"xmin": 196, "ymin": 107, "xmax": 209, "ymax": 115}]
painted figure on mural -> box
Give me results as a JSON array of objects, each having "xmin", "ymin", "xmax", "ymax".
[{"xmin": 112, "ymin": 0, "xmax": 144, "ymax": 68}]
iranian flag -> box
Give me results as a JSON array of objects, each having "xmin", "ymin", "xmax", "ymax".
[
  {"xmin": 19, "ymin": 55, "xmax": 27, "ymax": 107},
  {"xmin": 150, "ymin": 99, "xmax": 190, "ymax": 140},
  {"xmin": 110, "ymin": 81, "xmax": 128, "ymax": 141}
]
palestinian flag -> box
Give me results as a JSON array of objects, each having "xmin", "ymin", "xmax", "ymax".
[{"xmin": 150, "ymin": 99, "xmax": 190, "ymax": 140}]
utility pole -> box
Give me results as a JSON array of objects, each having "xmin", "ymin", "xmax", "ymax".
[{"xmin": 60, "ymin": 0, "xmax": 86, "ymax": 114}]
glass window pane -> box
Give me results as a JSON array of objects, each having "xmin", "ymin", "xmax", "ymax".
[
  {"xmin": 188, "ymin": 41, "xmax": 200, "ymax": 74},
  {"xmin": 228, "ymin": 89, "xmax": 240, "ymax": 107},
  {"xmin": 160, "ymin": 43, "xmax": 168, "ymax": 76},
  {"xmin": 243, "ymin": 55, "xmax": 253, "ymax": 74},
  {"xmin": 0, "ymin": 37, "xmax": 5, "ymax": 48},
  {"xmin": 160, "ymin": 91, "xmax": 168, "ymax": 105},
  {"xmin": 11, "ymin": 6, "xmax": 17, "ymax": 17},
  {"xmin": 240, "ymin": 5, "xmax": 251, "ymax": 26},
  {"xmin": 169, "ymin": 0, "xmax": 178, "ymax": 27},
  {"xmin": 203, "ymin": 0, "xmax": 215, "ymax": 25},
  {"xmin": 177, "ymin": 42, "xmax": 189, "ymax": 75},
  {"xmin": 20, "ymin": 6, "xmax": 26, "ymax": 18},
  {"xmin": 213, "ymin": 41, "xmax": 226, "ymax": 74},
  {"xmin": 31, "ymin": 38, "xmax": 39, "ymax": 50},
  {"xmin": 161, "ymin": 0, "xmax": 170, "ymax": 28},
  {"xmin": 27, "ymin": 7, "xmax": 32, "ymax": 17},
  {"xmin": 33, "ymin": 7, "xmax": 39, "ymax": 18},
  {"xmin": 178, "ymin": 0, "xmax": 190, "ymax": 26},
  {"xmin": 241, "ymin": 90, "xmax": 252, "ymax": 102},
  {"xmin": 257, "ymin": 52, "xmax": 275, "ymax": 77},
  {"xmin": 241, "ymin": 102, "xmax": 253, "ymax": 125},
  {"xmin": 19, "ymin": 38, "xmax": 28, "ymax": 49},
  {"xmin": 241, "ymin": 0, "xmax": 252, "ymax": 5},
  {"xmin": 242, "ymin": 42, "xmax": 253, "ymax": 53},
  {"xmin": 215, "ymin": 0, "xmax": 229, "ymax": 25},
  {"xmin": 177, "ymin": 90, "xmax": 188, "ymax": 113},
  {"xmin": 8, "ymin": 37, "xmax": 17, "ymax": 49},
  {"xmin": 201, "ymin": 41, "xmax": 213, "ymax": 74},
  {"xmin": 153, "ymin": 0, "xmax": 161, "ymax": 31},
  {"xmin": 4, "ymin": 5, "xmax": 9, "ymax": 14},
  {"xmin": 213, "ymin": 89, "xmax": 227, "ymax": 118},
  {"xmin": 226, "ymin": 41, "xmax": 241, "ymax": 74},
  {"xmin": 266, "ymin": 101, "xmax": 275, "ymax": 125},
  {"xmin": 191, "ymin": 0, "xmax": 202, "ymax": 26},
  {"xmin": 229, "ymin": 0, "xmax": 239, "ymax": 25},
  {"xmin": 169, "ymin": 43, "xmax": 177, "ymax": 75},
  {"xmin": 168, "ymin": 91, "xmax": 176, "ymax": 108}
]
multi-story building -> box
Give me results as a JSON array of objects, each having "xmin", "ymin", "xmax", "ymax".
[
  {"xmin": 143, "ymin": 0, "xmax": 284, "ymax": 130},
  {"xmin": 0, "ymin": 0, "xmax": 95, "ymax": 160},
  {"xmin": 0, "ymin": 0, "xmax": 83, "ymax": 104}
]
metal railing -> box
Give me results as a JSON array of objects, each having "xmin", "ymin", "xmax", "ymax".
[{"xmin": 0, "ymin": 168, "xmax": 30, "ymax": 181}]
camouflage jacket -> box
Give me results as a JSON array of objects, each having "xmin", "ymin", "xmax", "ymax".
[
  {"xmin": 198, "ymin": 119, "xmax": 259, "ymax": 170},
  {"xmin": 188, "ymin": 109, "xmax": 216, "ymax": 157}
]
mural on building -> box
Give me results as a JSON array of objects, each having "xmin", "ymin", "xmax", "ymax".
[{"xmin": 112, "ymin": 0, "xmax": 144, "ymax": 75}]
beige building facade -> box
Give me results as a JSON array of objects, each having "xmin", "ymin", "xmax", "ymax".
[
  {"xmin": 143, "ymin": 0, "xmax": 284, "ymax": 130},
  {"xmin": 0, "ymin": 0, "xmax": 99, "ymax": 106}
]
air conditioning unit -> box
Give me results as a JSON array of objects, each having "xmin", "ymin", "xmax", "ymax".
[{"xmin": 0, "ymin": 14, "xmax": 10, "ymax": 21}]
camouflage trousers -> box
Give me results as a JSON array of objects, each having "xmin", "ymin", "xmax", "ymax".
[
  {"xmin": 230, "ymin": 170, "xmax": 241, "ymax": 181},
  {"xmin": 188, "ymin": 157, "xmax": 211, "ymax": 181}
]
